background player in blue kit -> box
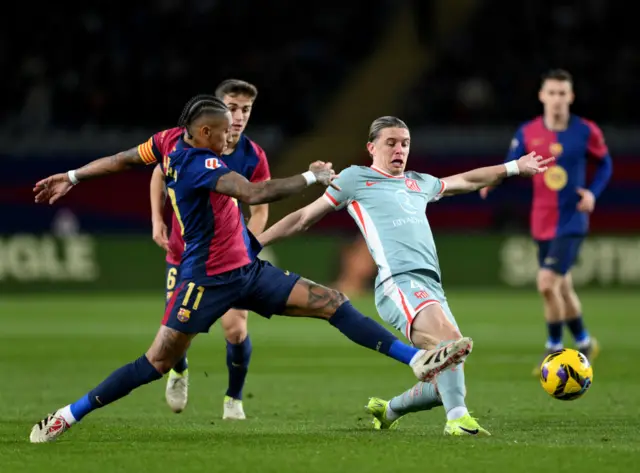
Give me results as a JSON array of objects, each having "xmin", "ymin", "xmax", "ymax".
[
  {"xmin": 30, "ymin": 97, "xmax": 471, "ymax": 443},
  {"xmin": 148, "ymin": 80, "xmax": 270, "ymax": 418},
  {"xmin": 481, "ymin": 69, "xmax": 613, "ymax": 372}
]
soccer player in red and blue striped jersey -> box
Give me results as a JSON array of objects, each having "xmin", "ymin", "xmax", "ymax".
[
  {"xmin": 30, "ymin": 96, "xmax": 468, "ymax": 443},
  {"xmin": 146, "ymin": 80, "xmax": 270, "ymax": 419},
  {"xmin": 481, "ymin": 69, "xmax": 612, "ymax": 371}
]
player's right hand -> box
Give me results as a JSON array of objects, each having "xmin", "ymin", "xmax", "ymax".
[
  {"xmin": 33, "ymin": 173, "xmax": 74, "ymax": 204},
  {"xmin": 309, "ymin": 161, "xmax": 341, "ymax": 191},
  {"xmin": 152, "ymin": 221, "xmax": 169, "ymax": 251},
  {"xmin": 517, "ymin": 152, "xmax": 555, "ymax": 177}
]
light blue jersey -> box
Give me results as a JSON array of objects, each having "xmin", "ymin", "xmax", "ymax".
[{"xmin": 325, "ymin": 165, "xmax": 457, "ymax": 339}]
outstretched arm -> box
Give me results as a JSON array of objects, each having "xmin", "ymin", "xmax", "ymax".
[
  {"xmin": 150, "ymin": 164, "xmax": 169, "ymax": 250},
  {"xmin": 34, "ymin": 147, "xmax": 147, "ymax": 204},
  {"xmin": 258, "ymin": 197, "xmax": 334, "ymax": 247},
  {"xmin": 442, "ymin": 152, "xmax": 553, "ymax": 196},
  {"xmin": 214, "ymin": 161, "xmax": 339, "ymax": 206}
]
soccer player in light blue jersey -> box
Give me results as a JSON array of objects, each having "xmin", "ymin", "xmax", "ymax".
[{"xmin": 259, "ymin": 116, "xmax": 552, "ymax": 436}]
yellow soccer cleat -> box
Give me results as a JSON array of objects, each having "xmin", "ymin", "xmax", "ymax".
[
  {"xmin": 444, "ymin": 413, "xmax": 491, "ymax": 436},
  {"xmin": 365, "ymin": 397, "xmax": 400, "ymax": 430}
]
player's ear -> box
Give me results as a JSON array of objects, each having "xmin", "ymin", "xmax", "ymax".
[{"xmin": 366, "ymin": 141, "xmax": 375, "ymax": 157}]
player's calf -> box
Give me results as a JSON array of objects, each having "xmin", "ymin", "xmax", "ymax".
[
  {"xmin": 30, "ymin": 326, "xmax": 193, "ymax": 442},
  {"xmin": 537, "ymin": 268, "xmax": 566, "ymax": 353}
]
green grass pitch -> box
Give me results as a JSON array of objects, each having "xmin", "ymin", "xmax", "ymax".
[{"xmin": 1, "ymin": 290, "xmax": 638, "ymax": 472}]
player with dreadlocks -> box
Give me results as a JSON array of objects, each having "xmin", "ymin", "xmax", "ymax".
[
  {"xmin": 30, "ymin": 95, "xmax": 473, "ymax": 443},
  {"xmin": 147, "ymin": 81, "xmax": 270, "ymax": 419}
]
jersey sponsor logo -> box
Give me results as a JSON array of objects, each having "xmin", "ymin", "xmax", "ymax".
[
  {"xmin": 205, "ymin": 158, "xmax": 221, "ymax": 170},
  {"xmin": 549, "ymin": 142, "xmax": 563, "ymax": 157},
  {"xmin": 414, "ymin": 290, "xmax": 429, "ymax": 299},
  {"xmin": 395, "ymin": 189, "xmax": 419, "ymax": 214},
  {"xmin": 405, "ymin": 178, "xmax": 421, "ymax": 192},
  {"xmin": 365, "ymin": 181, "xmax": 380, "ymax": 187},
  {"xmin": 177, "ymin": 307, "xmax": 191, "ymax": 323},
  {"xmin": 544, "ymin": 165, "xmax": 568, "ymax": 191}
]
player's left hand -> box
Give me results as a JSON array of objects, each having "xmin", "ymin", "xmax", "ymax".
[
  {"xmin": 517, "ymin": 152, "xmax": 555, "ymax": 177},
  {"xmin": 152, "ymin": 221, "xmax": 170, "ymax": 251},
  {"xmin": 33, "ymin": 173, "xmax": 74, "ymax": 204},
  {"xmin": 576, "ymin": 187, "xmax": 596, "ymax": 213}
]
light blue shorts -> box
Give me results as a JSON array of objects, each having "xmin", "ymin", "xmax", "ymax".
[{"xmin": 374, "ymin": 270, "xmax": 459, "ymax": 340}]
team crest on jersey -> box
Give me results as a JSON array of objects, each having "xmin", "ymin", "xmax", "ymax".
[
  {"xmin": 549, "ymin": 142, "xmax": 563, "ymax": 157},
  {"xmin": 405, "ymin": 178, "xmax": 421, "ymax": 192},
  {"xmin": 414, "ymin": 290, "xmax": 429, "ymax": 299},
  {"xmin": 205, "ymin": 158, "xmax": 221, "ymax": 170},
  {"xmin": 177, "ymin": 308, "xmax": 191, "ymax": 323},
  {"xmin": 544, "ymin": 165, "xmax": 568, "ymax": 191}
]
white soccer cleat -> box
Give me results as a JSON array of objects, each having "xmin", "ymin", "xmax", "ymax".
[
  {"xmin": 29, "ymin": 411, "xmax": 70, "ymax": 443},
  {"xmin": 166, "ymin": 370, "xmax": 189, "ymax": 413},
  {"xmin": 222, "ymin": 396, "xmax": 246, "ymax": 420},
  {"xmin": 410, "ymin": 337, "xmax": 473, "ymax": 382}
]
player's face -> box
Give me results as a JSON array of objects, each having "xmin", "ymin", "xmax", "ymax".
[
  {"xmin": 539, "ymin": 79, "xmax": 574, "ymax": 116},
  {"xmin": 367, "ymin": 127, "xmax": 411, "ymax": 175},
  {"xmin": 198, "ymin": 112, "xmax": 232, "ymax": 155},
  {"xmin": 223, "ymin": 94, "xmax": 254, "ymax": 139}
]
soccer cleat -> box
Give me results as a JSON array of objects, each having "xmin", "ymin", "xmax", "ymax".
[
  {"xmin": 411, "ymin": 337, "xmax": 473, "ymax": 382},
  {"xmin": 29, "ymin": 411, "xmax": 70, "ymax": 443},
  {"xmin": 165, "ymin": 369, "xmax": 189, "ymax": 413},
  {"xmin": 580, "ymin": 337, "xmax": 600, "ymax": 364},
  {"xmin": 222, "ymin": 396, "xmax": 246, "ymax": 420},
  {"xmin": 444, "ymin": 413, "xmax": 491, "ymax": 436},
  {"xmin": 365, "ymin": 397, "xmax": 399, "ymax": 430}
]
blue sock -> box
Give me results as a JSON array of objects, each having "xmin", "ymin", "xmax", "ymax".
[
  {"xmin": 546, "ymin": 321, "xmax": 564, "ymax": 349},
  {"xmin": 226, "ymin": 335, "xmax": 252, "ymax": 400},
  {"xmin": 173, "ymin": 354, "xmax": 188, "ymax": 374},
  {"xmin": 69, "ymin": 355, "xmax": 162, "ymax": 422},
  {"xmin": 329, "ymin": 301, "xmax": 419, "ymax": 364},
  {"xmin": 566, "ymin": 315, "xmax": 589, "ymax": 344}
]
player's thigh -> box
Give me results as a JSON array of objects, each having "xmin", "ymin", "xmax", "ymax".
[
  {"xmin": 220, "ymin": 308, "xmax": 248, "ymax": 343},
  {"xmin": 163, "ymin": 280, "xmax": 234, "ymax": 334},
  {"xmin": 236, "ymin": 259, "xmax": 342, "ymax": 319},
  {"xmin": 165, "ymin": 263, "xmax": 180, "ymax": 306},
  {"xmin": 146, "ymin": 325, "xmax": 196, "ymax": 374}
]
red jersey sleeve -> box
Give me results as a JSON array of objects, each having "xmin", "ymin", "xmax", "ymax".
[
  {"xmin": 249, "ymin": 141, "xmax": 271, "ymax": 182},
  {"xmin": 137, "ymin": 131, "xmax": 166, "ymax": 165},
  {"xmin": 584, "ymin": 120, "xmax": 609, "ymax": 160}
]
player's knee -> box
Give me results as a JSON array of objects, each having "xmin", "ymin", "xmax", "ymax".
[
  {"xmin": 559, "ymin": 274, "xmax": 575, "ymax": 297},
  {"xmin": 537, "ymin": 270, "xmax": 562, "ymax": 297},
  {"xmin": 221, "ymin": 310, "xmax": 248, "ymax": 344},
  {"xmin": 145, "ymin": 354, "xmax": 175, "ymax": 375},
  {"xmin": 316, "ymin": 289, "xmax": 348, "ymax": 319}
]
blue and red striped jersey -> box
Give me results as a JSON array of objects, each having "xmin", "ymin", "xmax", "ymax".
[
  {"xmin": 506, "ymin": 115, "xmax": 611, "ymax": 240},
  {"xmin": 138, "ymin": 128, "xmax": 270, "ymax": 264},
  {"xmin": 163, "ymin": 138, "xmax": 262, "ymax": 279}
]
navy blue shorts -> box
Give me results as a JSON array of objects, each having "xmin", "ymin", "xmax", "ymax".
[
  {"xmin": 165, "ymin": 262, "xmax": 180, "ymax": 307},
  {"xmin": 162, "ymin": 259, "xmax": 300, "ymax": 334},
  {"xmin": 536, "ymin": 236, "xmax": 584, "ymax": 275}
]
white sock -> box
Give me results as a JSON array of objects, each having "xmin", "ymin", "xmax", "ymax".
[
  {"xmin": 545, "ymin": 342, "xmax": 563, "ymax": 351},
  {"xmin": 385, "ymin": 403, "xmax": 401, "ymax": 421},
  {"xmin": 577, "ymin": 337, "xmax": 591, "ymax": 349},
  {"xmin": 58, "ymin": 405, "xmax": 77, "ymax": 425},
  {"xmin": 409, "ymin": 349, "xmax": 427, "ymax": 366},
  {"xmin": 446, "ymin": 406, "xmax": 468, "ymax": 421}
]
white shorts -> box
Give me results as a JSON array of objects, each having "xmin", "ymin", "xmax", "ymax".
[{"xmin": 374, "ymin": 270, "xmax": 459, "ymax": 341}]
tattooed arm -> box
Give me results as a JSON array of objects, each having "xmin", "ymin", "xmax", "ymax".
[{"xmin": 214, "ymin": 161, "xmax": 339, "ymax": 206}]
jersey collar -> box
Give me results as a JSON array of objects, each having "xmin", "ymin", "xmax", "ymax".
[{"xmin": 370, "ymin": 165, "xmax": 405, "ymax": 179}]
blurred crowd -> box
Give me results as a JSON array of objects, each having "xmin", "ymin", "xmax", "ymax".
[
  {"xmin": 3, "ymin": 0, "xmax": 638, "ymax": 138},
  {"xmin": 405, "ymin": 0, "xmax": 640, "ymax": 126},
  {"xmin": 2, "ymin": 0, "xmax": 393, "ymax": 135}
]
